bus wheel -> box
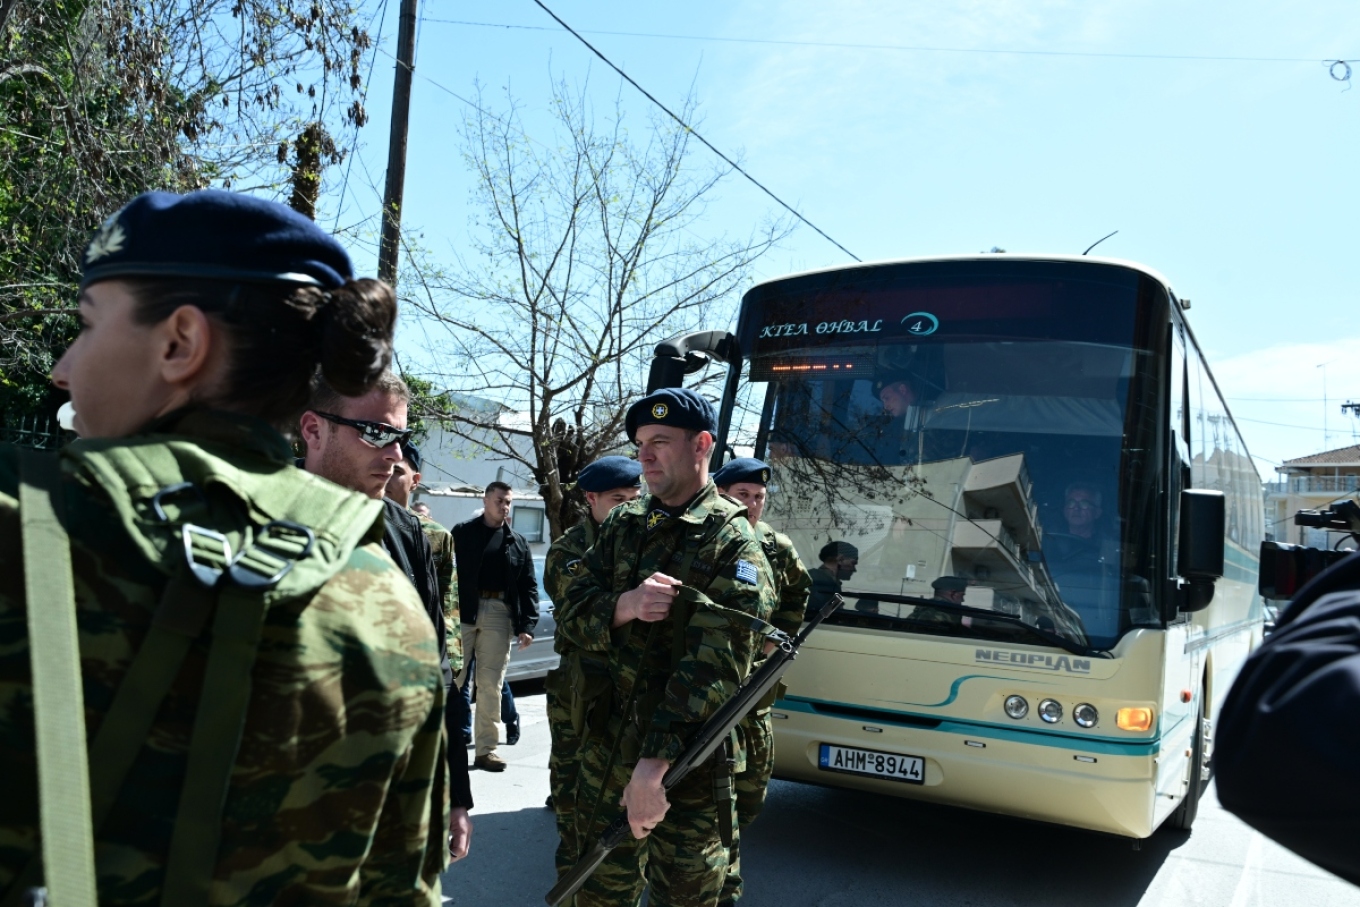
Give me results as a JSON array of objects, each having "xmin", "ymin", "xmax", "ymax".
[{"xmin": 1168, "ymin": 696, "xmax": 1210, "ymax": 831}]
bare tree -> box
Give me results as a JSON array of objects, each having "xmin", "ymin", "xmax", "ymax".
[{"xmin": 405, "ymin": 80, "xmax": 792, "ymax": 540}]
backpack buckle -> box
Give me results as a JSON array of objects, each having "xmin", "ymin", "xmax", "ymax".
[
  {"xmin": 182, "ymin": 523, "xmax": 232, "ymax": 588},
  {"xmin": 227, "ymin": 520, "xmax": 316, "ymax": 590},
  {"xmin": 151, "ymin": 482, "xmax": 206, "ymax": 523}
]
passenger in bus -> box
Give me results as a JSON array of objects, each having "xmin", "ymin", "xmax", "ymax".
[
  {"xmin": 807, "ymin": 540, "xmax": 858, "ymax": 618},
  {"xmin": 1045, "ymin": 481, "xmax": 1121, "ymax": 638},
  {"xmin": 911, "ymin": 576, "xmax": 971, "ymax": 626}
]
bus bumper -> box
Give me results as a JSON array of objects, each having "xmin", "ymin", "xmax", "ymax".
[{"xmin": 771, "ymin": 698, "xmax": 1161, "ymax": 838}]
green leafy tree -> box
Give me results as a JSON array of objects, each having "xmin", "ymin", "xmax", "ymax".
[{"xmin": 0, "ymin": 0, "xmax": 374, "ymax": 421}]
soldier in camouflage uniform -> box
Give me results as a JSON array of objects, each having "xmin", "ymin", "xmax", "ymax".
[
  {"xmin": 712, "ymin": 457, "xmax": 812, "ymax": 906},
  {"xmin": 542, "ymin": 456, "xmax": 642, "ymax": 876},
  {"xmin": 557, "ymin": 389, "xmax": 778, "ymax": 907},
  {"xmin": 0, "ymin": 191, "xmax": 449, "ymax": 904},
  {"xmin": 388, "ymin": 442, "xmax": 463, "ymax": 675}
]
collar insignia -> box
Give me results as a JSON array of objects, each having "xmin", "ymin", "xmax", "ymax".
[{"xmin": 646, "ymin": 509, "xmax": 668, "ymax": 531}]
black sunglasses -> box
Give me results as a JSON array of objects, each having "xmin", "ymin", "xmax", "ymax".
[{"xmin": 315, "ymin": 411, "xmax": 414, "ymax": 449}]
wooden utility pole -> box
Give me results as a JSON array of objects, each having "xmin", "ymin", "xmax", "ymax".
[{"xmin": 378, "ymin": 0, "xmax": 419, "ymax": 286}]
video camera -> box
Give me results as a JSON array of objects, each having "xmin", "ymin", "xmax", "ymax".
[{"xmin": 1259, "ymin": 500, "xmax": 1360, "ymax": 600}]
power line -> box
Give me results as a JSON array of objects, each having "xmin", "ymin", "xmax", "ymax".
[
  {"xmin": 1236, "ymin": 415, "xmax": 1331, "ymax": 431},
  {"xmin": 1228, "ymin": 396, "xmax": 1330, "ymax": 403},
  {"xmin": 524, "ymin": 0, "xmax": 860, "ymax": 263},
  {"xmin": 335, "ymin": 0, "xmax": 391, "ymax": 231},
  {"xmin": 426, "ymin": 17, "xmax": 1352, "ymax": 65}
]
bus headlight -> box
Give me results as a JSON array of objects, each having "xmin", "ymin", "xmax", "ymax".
[
  {"xmin": 1003, "ymin": 695, "xmax": 1028, "ymax": 719},
  {"xmin": 1038, "ymin": 699, "xmax": 1063, "ymax": 724},
  {"xmin": 1116, "ymin": 707, "xmax": 1154, "ymax": 731},
  {"xmin": 1073, "ymin": 703, "xmax": 1099, "ymax": 728}
]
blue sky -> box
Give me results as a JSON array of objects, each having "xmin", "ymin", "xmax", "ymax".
[{"xmin": 327, "ymin": 0, "xmax": 1360, "ymax": 475}]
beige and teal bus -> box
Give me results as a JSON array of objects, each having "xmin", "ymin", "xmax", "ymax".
[{"xmin": 662, "ymin": 255, "xmax": 1264, "ymax": 836}]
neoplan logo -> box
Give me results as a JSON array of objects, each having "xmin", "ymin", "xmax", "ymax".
[{"xmin": 975, "ymin": 649, "xmax": 1092, "ymax": 674}]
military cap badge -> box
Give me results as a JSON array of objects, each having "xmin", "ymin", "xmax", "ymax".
[
  {"xmin": 761, "ymin": 468, "xmax": 770, "ymax": 482},
  {"xmin": 652, "ymin": 403, "xmax": 669, "ymax": 419},
  {"xmin": 85, "ymin": 216, "xmax": 127, "ymax": 263}
]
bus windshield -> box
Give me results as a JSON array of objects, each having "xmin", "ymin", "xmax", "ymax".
[{"xmin": 737, "ymin": 260, "xmax": 1168, "ymax": 652}]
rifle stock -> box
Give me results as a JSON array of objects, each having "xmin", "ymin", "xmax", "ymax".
[{"xmin": 544, "ymin": 594, "xmax": 843, "ymax": 906}]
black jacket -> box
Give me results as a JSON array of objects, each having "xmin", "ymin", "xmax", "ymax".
[
  {"xmin": 382, "ymin": 499, "xmax": 473, "ymax": 810},
  {"xmin": 451, "ymin": 516, "xmax": 539, "ymax": 636},
  {"xmin": 1215, "ymin": 551, "xmax": 1360, "ymax": 885}
]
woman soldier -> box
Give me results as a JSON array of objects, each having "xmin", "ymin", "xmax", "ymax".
[{"xmin": 0, "ymin": 191, "xmax": 450, "ymax": 905}]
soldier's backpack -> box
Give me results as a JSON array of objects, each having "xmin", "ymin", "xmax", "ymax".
[{"xmin": 11, "ymin": 437, "xmax": 382, "ymax": 907}]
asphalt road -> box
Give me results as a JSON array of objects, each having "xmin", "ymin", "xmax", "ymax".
[{"xmin": 443, "ymin": 685, "xmax": 1358, "ymax": 907}]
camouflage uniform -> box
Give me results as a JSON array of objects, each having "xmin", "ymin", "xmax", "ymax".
[
  {"xmin": 720, "ymin": 521, "xmax": 811, "ymax": 906},
  {"xmin": 557, "ymin": 482, "xmax": 776, "ymax": 907},
  {"xmin": 0, "ymin": 411, "xmax": 448, "ymax": 905},
  {"xmin": 541, "ymin": 516, "xmax": 597, "ymax": 877},
  {"xmin": 417, "ymin": 512, "xmax": 463, "ymax": 675}
]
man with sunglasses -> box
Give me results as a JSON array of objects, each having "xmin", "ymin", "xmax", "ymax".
[{"xmin": 300, "ymin": 373, "xmax": 475, "ymax": 862}]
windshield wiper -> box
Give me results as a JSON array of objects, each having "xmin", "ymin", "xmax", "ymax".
[{"xmin": 839, "ymin": 589, "xmax": 1104, "ymax": 658}]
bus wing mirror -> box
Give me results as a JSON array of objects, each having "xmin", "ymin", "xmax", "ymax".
[
  {"xmin": 1178, "ymin": 489, "xmax": 1224, "ymax": 613},
  {"xmin": 646, "ymin": 331, "xmax": 739, "ymax": 392}
]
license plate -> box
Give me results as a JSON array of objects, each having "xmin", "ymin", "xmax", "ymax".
[{"xmin": 818, "ymin": 743, "xmax": 925, "ymax": 784}]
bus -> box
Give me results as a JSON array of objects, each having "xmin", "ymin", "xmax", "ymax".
[{"xmin": 661, "ymin": 255, "xmax": 1264, "ymax": 837}]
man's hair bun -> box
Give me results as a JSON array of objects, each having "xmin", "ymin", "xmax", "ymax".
[{"xmin": 315, "ymin": 278, "xmax": 397, "ymax": 397}]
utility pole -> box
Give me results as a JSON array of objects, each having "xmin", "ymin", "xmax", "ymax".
[{"xmin": 378, "ymin": 0, "xmax": 419, "ymax": 286}]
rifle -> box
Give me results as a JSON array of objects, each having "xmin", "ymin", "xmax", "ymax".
[{"xmin": 545, "ymin": 593, "xmax": 844, "ymax": 906}]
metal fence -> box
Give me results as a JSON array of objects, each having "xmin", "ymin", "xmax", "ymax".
[
  {"xmin": 1266, "ymin": 475, "xmax": 1360, "ymax": 495},
  {"xmin": 1, "ymin": 414, "xmax": 68, "ymax": 450}
]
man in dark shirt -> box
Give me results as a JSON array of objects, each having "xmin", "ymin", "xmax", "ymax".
[
  {"xmin": 451, "ymin": 481, "xmax": 539, "ymax": 772},
  {"xmin": 300, "ymin": 372, "xmax": 473, "ymax": 860}
]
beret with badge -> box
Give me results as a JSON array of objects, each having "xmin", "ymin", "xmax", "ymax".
[
  {"xmin": 624, "ymin": 387, "xmax": 717, "ymax": 442},
  {"xmin": 81, "ymin": 189, "xmax": 353, "ymax": 291},
  {"xmin": 712, "ymin": 457, "xmax": 772, "ymax": 488},
  {"xmin": 576, "ymin": 456, "xmax": 642, "ymax": 493}
]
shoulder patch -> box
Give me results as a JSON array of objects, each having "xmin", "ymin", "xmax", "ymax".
[{"xmin": 735, "ymin": 559, "xmax": 759, "ymax": 585}]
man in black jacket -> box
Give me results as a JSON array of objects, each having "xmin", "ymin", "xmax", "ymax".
[
  {"xmin": 1216, "ymin": 550, "xmax": 1360, "ymax": 887},
  {"xmin": 300, "ymin": 372, "xmax": 474, "ymax": 860},
  {"xmin": 452, "ymin": 481, "xmax": 539, "ymax": 772}
]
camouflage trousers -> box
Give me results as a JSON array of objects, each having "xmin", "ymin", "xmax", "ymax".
[
  {"xmin": 567, "ymin": 729, "xmax": 736, "ymax": 907},
  {"xmin": 718, "ymin": 710, "xmax": 773, "ymax": 906},
  {"xmin": 546, "ymin": 666, "xmax": 580, "ymax": 877}
]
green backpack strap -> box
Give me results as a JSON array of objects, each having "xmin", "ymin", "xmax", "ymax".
[
  {"xmin": 160, "ymin": 582, "xmax": 270, "ymax": 904},
  {"xmin": 17, "ymin": 449, "xmax": 98, "ymax": 907}
]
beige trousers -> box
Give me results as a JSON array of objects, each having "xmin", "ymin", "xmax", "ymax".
[{"xmin": 457, "ymin": 597, "xmax": 514, "ymax": 757}]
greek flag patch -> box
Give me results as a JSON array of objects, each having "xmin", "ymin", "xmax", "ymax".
[{"xmin": 735, "ymin": 559, "xmax": 758, "ymax": 585}]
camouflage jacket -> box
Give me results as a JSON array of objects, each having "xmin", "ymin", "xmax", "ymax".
[
  {"xmin": 755, "ymin": 520, "xmax": 812, "ymax": 637},
  {"xmin": 0, "ymin": 411, "xmax": 447, "ymax": 906},
  {"xmin": 417, "ymin": 512, "xmax": 462, "ymax": 675},
  {"xmin": 558, "ymin": 482, "xmax": 777, "ymax": 763},
  {"xmin": 543, "ymin": 516, "xmax": 596, "ymax": 656}
]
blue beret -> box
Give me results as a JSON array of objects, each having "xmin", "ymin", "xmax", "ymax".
[
  {"xmin": 577, "ymin": 456, "xmax": 642, "ymax": 493},
  {"xmin": 80, "ymin": 190, "xmax": 353, "ymax": 291},
  {"xmin": 625, "ymin": 388, "xmax": 717, "ymax": 442},
  {"xmin": 401, "ymin": 442, "xmax": 422, "ymax": 472},
  {"xmin": 713, "ymin": 457, "xmax": 771, "ymax": 487}
]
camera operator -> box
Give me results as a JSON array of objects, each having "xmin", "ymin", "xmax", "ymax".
[{"xmin": 1216, "ymin": 549, "xmax": 1360, "ymax": 885}]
